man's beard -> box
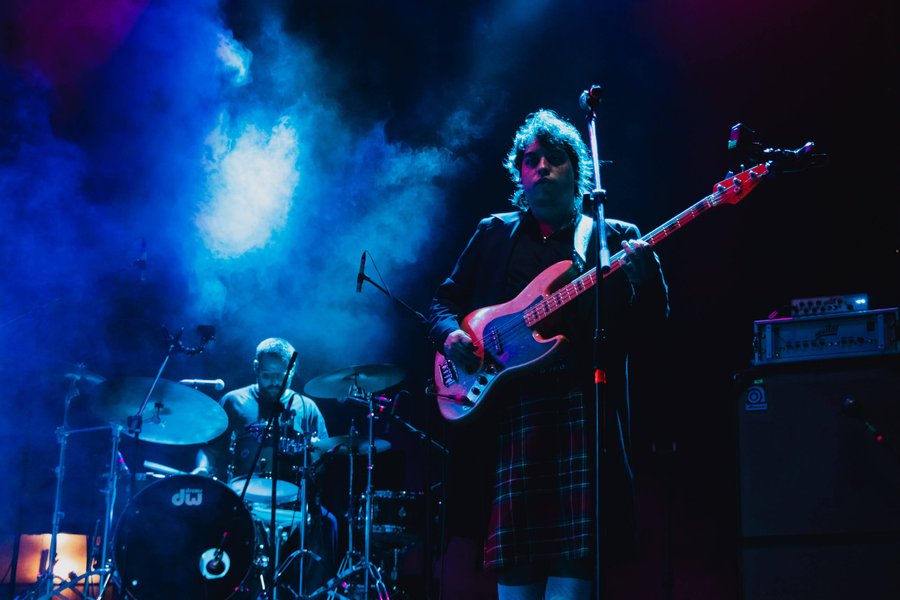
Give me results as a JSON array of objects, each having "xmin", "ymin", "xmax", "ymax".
[{"xmin": 260, "ymin": 386, "xmax": 282, "ymax": 402}]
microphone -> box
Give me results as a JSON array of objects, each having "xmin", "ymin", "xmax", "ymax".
[
  {"xmin": 179, "ymin": 378, "xmax": 225, "ymax": 390},
  {"xmin": 199, "ymin": 547, "xmax": 230, "ymax": 579},
  {"xmin": 356, "ymin": 250, "xmax": 366, "ymax": 293},
  {"xmin": 579, "ymin": 85, "xmax": 603, "ymax": 112},
  {"xmin": 381, "ymin": 392, "xmax": 401, "ymax": 433},
  {"xmin": 337, "ymin": 392, "xmax": 396, "ymax": 414},
  {"xmin": 143, "ymin": 460, "xmax": 187, "ymax": 476},
  {"xmin": 842, "ymin": 397, "xmax": 885, "ymax": 442},
  {"xmin": 762, "ymin": 142, "xmax": 828, "ymax": 173},
  {"xmin": 116, "ymin": 451, "xmax": 130, "ymax": 475},
  {"xmin": 337, "ymin": 393, "xmax": 369, "ymax": 409},
  {"xmin": 206, "ymin": 558, "xmax": 225, "ymax": 576}
]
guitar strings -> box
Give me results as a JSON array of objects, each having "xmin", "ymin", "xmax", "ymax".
[
  {"xmin": 467, "ymin": 251, "xmax": 625, "ymax": 353},
  {"xmin": 453, "ymin": 169, "xmax": 769, "ymax": 374},
  {"xmin": 466, "ymin": 184, "xmax": 730, "ymax": 354}
]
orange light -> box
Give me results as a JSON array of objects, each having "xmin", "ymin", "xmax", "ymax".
[{"xmin": 15, "ymin": 534, "xmax": 87, "ymax": 585}]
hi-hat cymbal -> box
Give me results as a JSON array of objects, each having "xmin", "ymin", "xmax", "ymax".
[
  {"xmin": 304, "ymin": 364, "xmax": 404, "ymax": 399},
  {"xmin": 314, "ymin": 435, "xmax": 391, "ymax": 456},
  {"xmin": 90, "ymin": 377, "xmax": 227, "ymax": 445}
]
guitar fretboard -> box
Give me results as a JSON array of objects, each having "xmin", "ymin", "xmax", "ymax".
[{"xmin": 522, "ymin": 163, "xmax": 767, "ymax": 327}]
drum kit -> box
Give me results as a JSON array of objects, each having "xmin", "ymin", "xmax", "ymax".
[{"xmin": 27, "ymin": 362, "xmax": 424, "ymax": 600}]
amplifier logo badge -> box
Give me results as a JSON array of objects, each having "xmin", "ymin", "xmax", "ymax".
[{"xmin": 744, "ymin": 384, "xmax": 767, "ymax": 411}]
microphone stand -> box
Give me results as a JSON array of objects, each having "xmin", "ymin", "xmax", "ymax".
[
  {"xmin": 357, "ymin": 255, "xmax": 428, "ymax": 326},
  {"xmin": 581, "ymin": 84, "xmax": 610, "ymax": 600},
  {"xmin": 204, "ymin": 352, "xmax": 297, "ymax": 599},
  {"xmin": 382, "ymin": 393, "xmax": 450, "ymax": 598},
  {"xmin": 273, "ymin": 429, "xmax": 323, "ymax": 599},
  {"xmin": 381, "ymin": 395, "xmax": 449, "ymax": 457},
  {"xmin": 125, "ymin": 326, "xmax": 215, "ymax": 501},
  {"xmin": 356, "ymin": 255, "xmax": 448, "ymax": 599},
  {"xmin": 34, "ymin": 368, "xmax": 120, "ymax": 600}
]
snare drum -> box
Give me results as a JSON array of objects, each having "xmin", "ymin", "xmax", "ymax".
[
  {"xmin": 114, "ymin": 474, "xmax": 259, "ymax": 599},
  {"xmin": 228, "ymin": 427, "xmax": 301, "ymax": 504}
]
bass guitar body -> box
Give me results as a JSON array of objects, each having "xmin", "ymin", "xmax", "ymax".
[{"xmin": 433, "ymin": 260, "xmax": 575, "ymax": 422}]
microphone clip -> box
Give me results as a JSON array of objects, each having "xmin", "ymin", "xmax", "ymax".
[{"xmin": 580, "ymin": 85, "xmax": 603, "ymax": 115}]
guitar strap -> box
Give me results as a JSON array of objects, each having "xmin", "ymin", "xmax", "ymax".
[{"xmin": 573, "ymin": 213, "xmax": 593, "ymax": 272}]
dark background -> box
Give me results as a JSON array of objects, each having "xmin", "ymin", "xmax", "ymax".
[{"xmin": 0, "ymin": 0, "xmax": 897, "ymax": 598}]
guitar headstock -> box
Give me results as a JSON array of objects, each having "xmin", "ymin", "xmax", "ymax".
[{"xmin": 711, "ymin": 163, "xmax": 769, "ymax": 206}]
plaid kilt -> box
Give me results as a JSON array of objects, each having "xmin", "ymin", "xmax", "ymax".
[{"xmin": 483, "ymin": 382, "xmax": 592, "ymax": 571}]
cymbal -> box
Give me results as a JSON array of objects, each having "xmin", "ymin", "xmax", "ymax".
[
  {"xmin": 314, "ymin": 435, "xmax": 391, "ymax": 456},
  {"xmin": 304, "ymin": 364, "xmax": 404, "ymax": 399},
  {"xmin": 65, "ymin": 372, "xmax": 106, "ymax": 385},
  {"xmin": 64, "ymin": 366, "xmax": 106, "ymax": 385},
  {"xmin": 90, "ymin": 377, "xmax": 227, "ymax": 445}
]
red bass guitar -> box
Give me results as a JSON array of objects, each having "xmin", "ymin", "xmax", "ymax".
[{"xmin": 433, "ymin": 163, "xmax": 769, "ymax": 422}]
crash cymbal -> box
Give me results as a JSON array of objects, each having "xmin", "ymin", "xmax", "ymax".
[
  {"xmin": 304, "ymin": 364, "xmax": 404, "ymax": 399},
  {"xmin": 313, "ymin": 435, "xmax": 391, "ymax": 456},
  {"xmin": 90, "ymin": 377, "xmax": 227, "ymax": 445},
  {"xmin": 66, "ymin": 372, "xmax": 106, "ymax": 385},
  {"xmin": 64, "ymin": 365, "xmax": 106, "ymax": 385}
]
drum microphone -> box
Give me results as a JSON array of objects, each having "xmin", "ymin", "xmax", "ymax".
[
  {"xmin": 143, "ymin": 461, "xmax": 186, "ymax": 476},
  {"xmin": 179, "ymin": 378, "xmax": 225, "ymax": 390},
  {"xmin": 338, "ymin": 393, "xmax": 396, "ymax": 413},
  {"xmin": 337, "ymin": 394, "xmax": 369, "ymax": 409},
  {"xmin": 199, "ymin": 547, "xmax": 230, "ymax": 579},
  {"xmin": 206, "ymin": 557, "xmax": 225, "ymax": 575}
]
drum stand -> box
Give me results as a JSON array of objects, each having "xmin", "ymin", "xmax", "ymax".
[
  {"xmin": 27, "ymin": 371, "xmax": 121, "ymax": 600},
  {"xmin": 272, "ymin": 431, "xmax": 322, "ymax": 599},
  {"xmin": 308, "ymin": 390, "xmax": 388, "ymax": 600},
  {"xmin": 217, "ymin": 350, "xmax": 309, "ymax": 600}
]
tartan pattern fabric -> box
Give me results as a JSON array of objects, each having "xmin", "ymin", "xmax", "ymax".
[{"xmin": 483, "ymin": 385, "xmax": 592, "ymax": 571}]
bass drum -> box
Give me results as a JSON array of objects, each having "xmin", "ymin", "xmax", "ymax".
[{"xmin": 114, "ymin": 474, "xmax": 258, "ymax": 600}]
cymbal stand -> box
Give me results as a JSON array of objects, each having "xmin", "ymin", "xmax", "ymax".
[
  {"xmin": 309, "ymin": 385, "xmax": 388, "ymax": 599},
  {"xmin": 273, "ymin": 431, "xmax": 322, "ymax": 599},
  {"xmin": 124, "ymin": 326, "xmax": 213, "ymax": 503},
  {"xmin": 30, "ymin": 370, "xmax": 121, "ymax": 600}
]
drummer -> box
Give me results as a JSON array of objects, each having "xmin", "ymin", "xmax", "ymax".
[
  {"xmin": 197, "ymin": 337, "xmax": 337, "ymax": 593},
  {"xmin": 198, "ymin": 337, "xmax": 328, "ymax": 473}
]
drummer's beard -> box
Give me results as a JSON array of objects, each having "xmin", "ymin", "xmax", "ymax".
[{"xmin": 260, "ymin": 386, "xmax": 282, "ymax": 403}]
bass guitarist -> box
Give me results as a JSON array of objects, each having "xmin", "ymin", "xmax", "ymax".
[{"xmin": 427, "ymin": 108, "xmax": 669, "ymax": 599}]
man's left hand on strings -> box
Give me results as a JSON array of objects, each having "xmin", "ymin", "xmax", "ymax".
[{"xmin": 621, "ymin": 239, "xmax": 662, "ymax": 286}]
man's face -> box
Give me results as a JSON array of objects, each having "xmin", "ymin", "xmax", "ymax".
[
  {"xmin": 520, "ymin": 139, "xmax": 575, "ymax": 212},
  {"xmin": 256, "ymin": 355, "xmax": 292, "ymax": 401}
]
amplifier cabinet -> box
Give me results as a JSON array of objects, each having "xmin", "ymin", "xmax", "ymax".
[
  {"xmin": 737, "ymin": 360, "xmax": 900, "ymax": 538},
  {"xmin": 736, "ymin": 360, "xmax": 900, "ymax": 599},
  {"xmin": 740, "ymin": 540, "xmax": 900, "ymax": 600}
]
